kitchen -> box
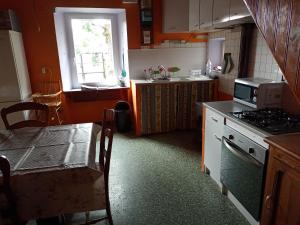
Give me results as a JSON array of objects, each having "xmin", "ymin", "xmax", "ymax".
[{"xmin": 0, "ymin": 0, "xmax": 299, "ymax": 225}]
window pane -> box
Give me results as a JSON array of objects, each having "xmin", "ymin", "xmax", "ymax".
[{"xmin": 71, "ymin": 18, "xmax": 116, "ymax": 84}]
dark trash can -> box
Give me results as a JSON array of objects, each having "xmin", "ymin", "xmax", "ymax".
[{"xmin": 115, "ymin": 101, "xmax": 131, "ymax": 132}]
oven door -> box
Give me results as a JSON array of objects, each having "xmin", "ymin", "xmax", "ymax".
[{"xmin": 221, "ymin": 137, "xmax": 265, "ymax": 221}]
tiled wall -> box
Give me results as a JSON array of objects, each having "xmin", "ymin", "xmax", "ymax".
[
  {"xmin": 129, "ymin": 42, "xmax": 207, "ymax": 79},
  {"xmin": 208, "ymin": 27, "xmax": 242, "ymax": 95},
  {"xmin": 248, "ymin": 28, "xmax": 283, "ymax": 81}
]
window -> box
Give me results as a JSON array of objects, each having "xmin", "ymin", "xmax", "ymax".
[{"xmin": 54, "ymin": 8, "xmax": 129, "ymax": 91}]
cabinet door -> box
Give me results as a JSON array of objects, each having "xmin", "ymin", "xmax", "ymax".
[
  {"xmin": 199, "ymin": 0, "xmax": 213, "ymax": 28},
  {"xmin": 229, "ymin": 0, "xmax": 250, "ymax": 20},
  {"xmin": 0, "ymin": 31, "xmax": 21, "ymax": 102},
  {"xmin": 140, "ymin": 84, "xmax": 177, "ymax": 134},
  {"xmin": 189, "ymin": 0, "xmax": 200, "ymax": 31},
  {"xmin": 163, "ymin": 0, "xmax": 189, "ymax": 33},
  {"xmin": 261, "ymin": 155, "xmax": 300, "ymax": 225},
  {"xmin": 10, "ymin": 32, "xmax": 32, "ymax": 100},
  {"xmin": 213, "ymin": 0, "xmax": 230, "ymax": 25},
  {"xmin": 204, "ymin": 108, "xmax": 224, "ymax": 186}
]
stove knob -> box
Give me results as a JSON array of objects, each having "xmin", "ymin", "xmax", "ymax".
[
  {"xmin": 229, "ymin": 135, "xmax": 234, "ymax": 140},
  {"xmin": 249, "ymin": 148, "xmax": 255, "ymax": 154},
  {"xmin": 253, "ymin": 97, "xmax": 257, "ymax": 103}
]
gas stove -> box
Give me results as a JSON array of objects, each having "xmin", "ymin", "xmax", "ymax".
[{"xmin": 231, "ymin": 108, "xmax": 300, "ymax": 135}]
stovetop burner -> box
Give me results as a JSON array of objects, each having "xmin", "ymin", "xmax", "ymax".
[{"xmin": 231, "ymin": 108, "xmax": 300, "ymax": 135}]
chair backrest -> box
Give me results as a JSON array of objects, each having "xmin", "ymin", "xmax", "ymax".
[
  {"xmin": 99, "ymin": 109, "xmax": 115, "ymax": 174},
  {"xmin": 102, "ymin": 109, "xmax": 115, "ymax": 131},
  {"xmin": 0, "ymin": 155, "xmax": 17, "ymax": 223},
  {"xmin": 1, "ymin": 102, "xmax": 49, "ymax": 130}
]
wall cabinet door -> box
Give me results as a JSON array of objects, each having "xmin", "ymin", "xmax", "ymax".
[
  {"xmin": 213, "ymin": 0, "xmax": 230, "ymax": 25},
  {"xmin": 163, "ymin": 0, "xmax": 189, "ymax": 33},
  {"xmin": 189, "ymin": 0, "xmax": 200, "ymax": 31},
  {"xmin": 199, "ymin": 0, "xmax": 213, "ymax": 29},
  {"xmin": 229, "ymin": 0, "xmax": 250, "ymax": 20}
]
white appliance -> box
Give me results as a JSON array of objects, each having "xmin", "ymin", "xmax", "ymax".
[
  {"xmin": 233, "ymin": 78, "xmax": 284, "ymax": 109},
  {"xmin": 0, "ymin": 30, "xmax": 32, "ymax": 129}
]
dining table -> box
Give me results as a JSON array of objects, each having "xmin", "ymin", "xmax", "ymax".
[{"xmin": 0, "ymin": 123, "xmax": 106, "ymax": 221}]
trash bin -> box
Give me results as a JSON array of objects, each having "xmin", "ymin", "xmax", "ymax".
[{"xmin": 114, "ymin": 101, "xmax": 131, "ymax": 133}]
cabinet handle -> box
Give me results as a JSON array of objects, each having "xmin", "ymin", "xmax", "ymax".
[
  {"xmin": 214, "ymin": 134, "xmax": 221, "ymax": 142},
  {"xmin": 265, "ymin": 195, "xmax": 272, "ymax": 209},
  {"xmin": 211, "ymin": 117, "xmax": 218, "ymax": 123},
  {"xmin": 266, "ymin": 169, "xmax": 283, "ymax": 224}
]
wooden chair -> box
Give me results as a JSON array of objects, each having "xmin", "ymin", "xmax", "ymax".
[
  {"xmin": 0, "ymin": 155, "xmax": 24, "ymax": 225},
  {"xmin": 32, "ymin": 91, "xmax": 63, "ymax": 125},
  {"xmin": 32, "ymin": 68, "xmax": 63, "ymax": 125},
  {"xmin": 1, "ymin": 102, "xmax": 49, "ymax": 130},
  {"xmin": 99, "ymin": 109, "xmax": 115, "ymax": 169},
  {"xmin": 84, "ymin": 109, "xmax": 115, "ymax": 225}
]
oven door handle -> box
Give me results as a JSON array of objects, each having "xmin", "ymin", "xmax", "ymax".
[{"xmin": 223, "ymin": 138, "xmax": 262, "ymax": 167}]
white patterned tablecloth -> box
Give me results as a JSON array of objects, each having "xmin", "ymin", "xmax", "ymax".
[{"xmin": 0, "ymin": 123, "xmax": 105, "ymax": 220}]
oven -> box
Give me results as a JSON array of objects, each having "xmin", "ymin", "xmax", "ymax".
[{"xmin": 221, "ymin": 125, "xmax": 267, "ymax": 221}]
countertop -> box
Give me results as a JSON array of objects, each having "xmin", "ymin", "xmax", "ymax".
[
  {"xmin": 265, "ymin": 133, "xmax": 300, "ymax": 159},
  {"xmin": 131, "ymin": 75, "xmax": 213, "ymax": 85},
  {"xmin": 203, "ymin": 101, "xmax": 271, "ymax": 138}
]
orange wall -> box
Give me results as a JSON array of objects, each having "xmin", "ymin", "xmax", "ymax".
[
  {"xmin": 0, "ymin": 0, "xmax": 207, "ymax": 124},
  {"xmin": 0, "ymin": 0, "xmax": 140, "ymax": 124}
]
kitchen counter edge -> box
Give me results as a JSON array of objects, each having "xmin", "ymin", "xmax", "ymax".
[{"xmin": 203, "ymin": 101, "xmax": 271, "ymax": 138}]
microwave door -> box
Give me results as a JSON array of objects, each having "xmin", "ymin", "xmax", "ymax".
[{"xmin": 234, "ymin": 83, "xmax": 257, "ymax": 108}]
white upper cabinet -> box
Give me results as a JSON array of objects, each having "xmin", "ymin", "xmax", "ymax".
[
  {"xmin": 229, "ymin": 0, "xmax": 250, "ymax": 20},
  {"xmin": 163, "ymin": 0, "xmax": 189, "ymax": 33},
  {"xmin": 163, "ymin": 0, "xmax": 251, "ymax": 33},
  {"xmin": 213, "ymin": 0, "xmax": 230, "ymax": 25},
  {"xmin": 199, "ymin": 0, "xmax": 213, "ymax": 29},
  {"xmin": 189, "ymin": 0, "xmax": 200, "ymax": 31}
]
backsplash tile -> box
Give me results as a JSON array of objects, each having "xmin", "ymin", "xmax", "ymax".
[
  {"xmin": 208, "ymin": 27, "xmax": 242, "ymax": 95},
  {"xmin": 248, "ymin": 28, "xmax": 283, "ymax": 81},
  {"xmin": 129, "ymin": 42, "xmax": 207, "ymax": 79}
]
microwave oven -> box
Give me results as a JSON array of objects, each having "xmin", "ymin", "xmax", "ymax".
[{"xmin": 233, "ymin": 78, "xmax": 284, "ymax": 109}]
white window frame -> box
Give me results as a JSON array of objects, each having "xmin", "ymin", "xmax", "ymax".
[
  {"xmin": 54, "ymin": 7, "xmax": 129, "ymax": 91},
  {"xmin": 65, "ymin": 13, "xmax": 121, "ymax": 88}
]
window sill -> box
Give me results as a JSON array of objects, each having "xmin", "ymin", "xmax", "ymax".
[{"xmin": 63, "ymin": 86, "xmax": 130, "ymax": 102}]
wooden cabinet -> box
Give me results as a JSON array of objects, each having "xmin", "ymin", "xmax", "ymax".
[
  {"xmin": 262, "ymin": 134, "xmax": 300, "ymax": 225},
  {"xmin": 131, "ymin": 80, "xmax": 216, "ymax": 135},
  {"xmin": 203, "ymin": 107, "xmax": 224, "ymax": 186},
  {"xmin": 244, "ymin": 0, "xmax": 300, "ymax": 103}
]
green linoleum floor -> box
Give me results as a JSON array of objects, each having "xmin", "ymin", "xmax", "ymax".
[
  {"xmin": 104, "ymin": 131, "xmax": 249, "ymax": 225},
  {"xmin": 34, "ymin": 131, "xmax": 251, "ymax": 225}
]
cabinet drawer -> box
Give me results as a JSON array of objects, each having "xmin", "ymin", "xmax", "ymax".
[{"xmin": 205, "ymin": 108, "xmax": 224, "ymax": 136}]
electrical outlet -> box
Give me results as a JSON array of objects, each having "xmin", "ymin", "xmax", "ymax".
[{"xmin": 41, "ymin": 66, "xmax": 47, "ymax": 75}]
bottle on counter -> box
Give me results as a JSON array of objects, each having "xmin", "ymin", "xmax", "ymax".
[{"xmin": 206, "ymin": 59, "xmax": 212, "ymax": 76}]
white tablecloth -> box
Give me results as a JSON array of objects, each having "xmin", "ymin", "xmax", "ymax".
[{"xmin": 0, "ymin": 123, "xmax": 106, "ymax": 220}]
